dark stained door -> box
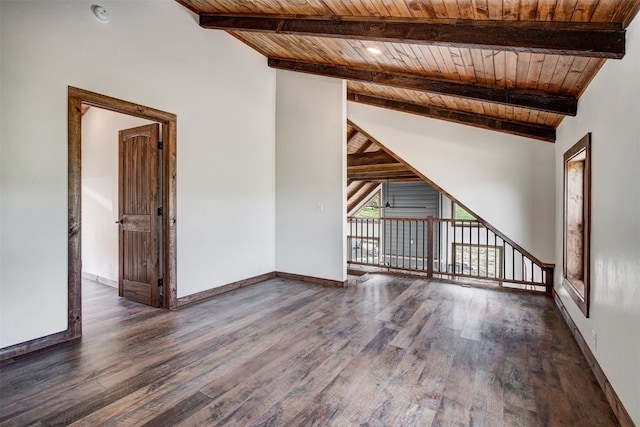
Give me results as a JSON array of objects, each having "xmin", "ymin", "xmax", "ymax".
[{"xmin": 118, "ymin": 124, "xmax": 160, "ymax": 307}]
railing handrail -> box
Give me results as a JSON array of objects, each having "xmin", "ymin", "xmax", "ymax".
[
  {"xmin": 465, "ymin": 219, "xmax": 554, "ymax": 269},
  {"xmin": 347, "ymin": 215, "xmax": 554, "ymax": 270},
  {"xmin": 349, "ymin": 217, "xmax": 479, "ymax": 223}
]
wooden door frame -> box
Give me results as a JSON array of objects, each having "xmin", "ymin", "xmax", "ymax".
[
  {"xmin": 68, "ymin": 87, "xmax": 178, "ymax": 335},
  {"xmin": 0, "ymin": 87, "xmax": 178, "ymax": 361}
]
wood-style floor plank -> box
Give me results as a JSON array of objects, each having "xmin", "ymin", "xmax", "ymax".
[{"xmin": 0, "ymin": 276, "xmax": 619, "ymax": 426}]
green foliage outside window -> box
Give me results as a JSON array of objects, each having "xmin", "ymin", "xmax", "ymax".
[
  {"xmin": 453, "ymin": 203, "xmax": 476, "ymax": 221},
  {"xmin": 356, "ymin": 194, "xmax": 380, "ymax": 218}
]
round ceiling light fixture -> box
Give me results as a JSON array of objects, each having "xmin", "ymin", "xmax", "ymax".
[
  {"xmin": 91, "ymin": 4, "xmax": 110, "ymax": 23},
  {"xmin": 366, "ymin": 47, "xmax": 382, "ymax": 55}
]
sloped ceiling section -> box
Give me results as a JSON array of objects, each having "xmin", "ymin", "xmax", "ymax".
[{"xmin": 177, "ymin": 0, "xmax": 640, "ymax": 142}]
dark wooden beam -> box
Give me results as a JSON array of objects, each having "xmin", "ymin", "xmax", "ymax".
[
  {"xmin": 347, "ymin": 181, "xmax": 367, "ymax": 199},
  {"xmin": 346, "ymin": 126, "xmax": 359, "ymax": 144},
  {"xmin": 200, "ymin": 15, "xmax": 625, "ymax": 59},
  {"xmin": 347, "ymin": 160, "xmax": 415, "ymax": 181},
  {"xmin": 269, "ymin": 58, "xmax": 577, "ymax": 116},
  {"xmin": 348, "ymin": 163, "xmax": 411, "ymax": 175},
  {"xmin": 347, "ymin": 163, "xmax": 414, "ymax": 181},
  {"xmin": 348, "ymin": 91, "xmax": 556, "ymax": 143},
  {"xmin": 383, "ymin": 177, "xmax": 423, "ymax": 182},
  {"xmin": 348, "ymin": 170, "xmax": 419, "ymax": 181},
  {"xmin": 348, "ymin": 151, "xmax": 398, "ymax": 167},
  {"xmin": 349, "ymin": 177, "xmax": 423, "ymax": 183},
  {"xmin": 355, "ymin": 139, "xmax": 374, "ymax": 154}
]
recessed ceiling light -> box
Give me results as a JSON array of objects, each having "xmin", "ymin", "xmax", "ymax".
[
  {"xmin": 91, "ymin": 4, "xmax": 110, "ymax": 23},
  {"xmin": 367, "ymin": 47, "xmax": 382, "ymax": 55}
]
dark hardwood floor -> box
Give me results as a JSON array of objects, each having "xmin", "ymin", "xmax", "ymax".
[{"xmin": 0, "ymin": 275, "xmax": 618, "ymax": 426}]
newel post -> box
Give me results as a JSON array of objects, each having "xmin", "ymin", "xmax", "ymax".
[
  {"xmin": 427, "ymin": 216, "xmax": 434, "ymax": 279},
  {"xmin": 544, "ymin": 266, "xmax": 554, "ymax": 294}
]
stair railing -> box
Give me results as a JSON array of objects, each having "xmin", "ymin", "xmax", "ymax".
[{"xmin": 347, "ymin": 216, "xmax": 553, "ymax": 293}]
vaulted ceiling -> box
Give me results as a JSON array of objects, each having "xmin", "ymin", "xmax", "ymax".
[{"xmin": 177, "ymin": 0, "xmax": 640, "ymax": 142}]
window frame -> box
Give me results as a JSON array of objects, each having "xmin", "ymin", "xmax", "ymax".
[{"xmin": 562, "ymin": 133, "xmax": 591, "ymax": 317}]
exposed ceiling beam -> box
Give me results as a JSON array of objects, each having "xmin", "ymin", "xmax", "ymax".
[
  {"xmin": 347, "ymin": 170, "xmax": 421, "ymax": 181},
  {"xmin": 346, "ymin": 126, "xmax": 359, "ymax": 144},
  {"xmin": 347, "ymin": 181, "xmax": 367, "ymax": 199},
  {"xmin": 348, "ymin": 151, "xmax": 399, "ymax": 167},
  {"xmin": 348, "ymin": 91, "xmax": 556, "ymax": 143},
  {"xmin": 269, "ymin": 58, "xmax": 577, "ymax": 116},
  {"xmin": 200, "ymin": 15, "xmax": 625, "ymax": 59},
  {"xmin": 354, "ymin": 139, "xmax": 375, "ymax": 154},
  {"xmin": 346, "ymin": 151, "xmax": 419, "ymax": 180},
  {"xmin": 348, "ymin": 163, "xmax": 411, "ymax": 175}
]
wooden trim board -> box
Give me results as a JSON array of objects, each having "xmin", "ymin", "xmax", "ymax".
[
  {"xmin": 553, "ymin": 291, "xmax": 635, "ymax": 427},
  {"xmin": 562, "ymin": 133, "xmax": 592, "ymax": 317},
  {"xmin": 177, "ymin": 271, "xmax": 347, "ymax": 308},
  {"xmin": 276, "ymin": 272, "xmax": 346, "ymax": 288},
  {"xmin": 0, "ymin": 87, "xmax": 180, "ymax": 362},
  {"xmin": 0, "ymin": 331, "xmax": 77, "ymax": 363},
  {"xmin": 69, "ymin": 87, "xmax": 179, "ymax": 314},
  {"xmin": 177, "ymin": 272, "xmax": 276, "ymax": 309}
]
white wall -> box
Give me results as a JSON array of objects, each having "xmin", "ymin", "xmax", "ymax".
[
  {"xmin": 276, "ymin": 70, "xmax": 347, "ymax": 282},
  {"xmin": 348, "ymin": 103, "xmax": 556, "ymax": 264},
  {"xmin": 82, "ymin": 108, "xmax": 153, "ymax": 285},
  {"xmin": 0, "ymin": 0, "xmax": 276, "ymax": 348},
  {"xmin": 554, "ymin": 16, "xmax": 640, "ymax": 424}
]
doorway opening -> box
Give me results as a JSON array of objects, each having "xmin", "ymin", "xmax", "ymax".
[{"xmin": 68, "ymin": 87, "xmax": 178, "ymax": 341}]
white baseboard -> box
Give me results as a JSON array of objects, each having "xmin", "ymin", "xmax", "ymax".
[{"xmin": 82, "ymin": 272, "xmax": 118, "ymax": 288}]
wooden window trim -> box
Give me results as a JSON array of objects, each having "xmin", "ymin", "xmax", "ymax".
[{"xmin": 562, "ymin": 133, "xmax": 591, "ymax": 317}]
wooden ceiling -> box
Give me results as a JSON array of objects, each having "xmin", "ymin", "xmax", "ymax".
[{"xmin": 177, "ymin": 0, "xmax": 640, "ymax": 142}]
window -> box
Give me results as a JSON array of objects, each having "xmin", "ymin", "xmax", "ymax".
[
  {"xmin": 356, "ymin": 193, "xmax": 381, "ymax": 218},
  {"xmin": 563, "ymin": 133, "xmax": 591, "ymax": 317},
  {"xmin": 452, "ymin": 202, "xmax": 478, "ymax": 226},
  {"xmin": 453, "ymin": 202, "xmax": 476, "ymax": 220}
]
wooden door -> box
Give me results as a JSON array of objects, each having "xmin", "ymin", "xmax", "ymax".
[{"xmin": 118, "ymin": 124, "xmax": 161, "ymax": 307}]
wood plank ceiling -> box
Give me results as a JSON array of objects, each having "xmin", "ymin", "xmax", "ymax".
[{"xmin": 177, "ymin": 0, "xmax": 640, "ymax": 142}]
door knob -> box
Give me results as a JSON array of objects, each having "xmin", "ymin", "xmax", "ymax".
[{"xmin": 115, "ymin": 219, "xmax": 123, "ymax": 224}]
